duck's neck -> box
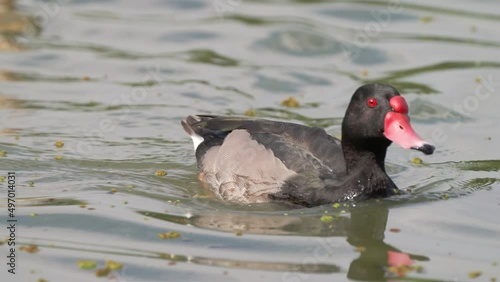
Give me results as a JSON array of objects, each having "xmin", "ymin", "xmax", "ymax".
[{"xmin": 341, "ymin": 140, "xmax": 398, "ymax": 197}]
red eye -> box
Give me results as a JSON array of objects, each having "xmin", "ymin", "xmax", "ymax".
[{"xmin": 367, "ymin": 98, "xmax": 377, "ymax": 108}]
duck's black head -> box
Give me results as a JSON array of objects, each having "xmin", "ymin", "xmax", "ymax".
[{"xmin": 342, "ymin": 83, "xmax": 435, "ymax": 155}]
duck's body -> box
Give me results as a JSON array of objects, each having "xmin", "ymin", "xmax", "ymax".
[{"xmin": 182, "ymin": 83, "xmax": 435, "ymax": 207}]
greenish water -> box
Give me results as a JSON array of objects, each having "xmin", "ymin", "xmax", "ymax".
[{"xmin": 0, "ymin": 0, "xmax": 499, "ymax": 281}]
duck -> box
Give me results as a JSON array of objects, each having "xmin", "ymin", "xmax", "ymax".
[{"xmin": 181, "ymin": 83, "xmax": 435, "ymax": 207}]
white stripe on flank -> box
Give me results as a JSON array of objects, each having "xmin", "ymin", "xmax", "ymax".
[{"xmin": 190, "ymin": 134, "xmax": 204, "ymax": 152}]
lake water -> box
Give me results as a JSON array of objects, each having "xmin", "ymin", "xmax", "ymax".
[{"xmin": 1, "ymin": 0, "xmax": 499, "ymax": 281}]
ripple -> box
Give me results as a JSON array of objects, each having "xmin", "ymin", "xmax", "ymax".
[
  {"xmin": 289, "ymin": 0, "xmax": 500, "ymax": 21},
  {"xmin": 410, "ymin": 99, "xmax": 472, "ymax": 123},
  {"xmin": 177, "ymin": 49, "xmax": 239, "ymax": 66},
  {"xmin": 161, "ymin": 0, "xmax": 207, "ymax": 10},
  {"xmin": 258, "ymin": 29, "xmax": 387, "ymax": 65},
  {"xmin": 254, "ymin": 74, "xmax": 301, "ymax": 93},
  {"xmin": 320, "ymin": 7, "xmax": 418, "ymax": 22},
  {"xmin": 288, "ymin": 72, "xmax": 332, "ymax": 85},
  {"xmin": 159, "ymin": 31, "xmax": 218, "ymax": 43},
  {"xmin": 258, "ymin": 29, "xmax": 345, "ymax": 57},
  {"xmin": 378, "ymin": 61, "xmax": 500, "ymax": 81}
]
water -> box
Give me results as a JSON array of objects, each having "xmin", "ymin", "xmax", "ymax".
[{"xmin": 1, "ymin": 0, "xmax": 499, "ymax": 281}]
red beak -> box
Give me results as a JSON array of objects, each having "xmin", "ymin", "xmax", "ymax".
[{"xmin": 383, "ymin": 96, "xmax": 435, "ymax": 155}]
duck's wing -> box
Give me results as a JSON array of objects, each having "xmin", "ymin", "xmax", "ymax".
[
  {"xmin": 182, "ymin": 115, "xmax": 345, "ymax": 172},
  {"xmin": 181, "ymin": 115, "xmax": 346, "ymax": 204}
]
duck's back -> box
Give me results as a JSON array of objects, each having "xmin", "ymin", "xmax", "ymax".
[{"xmin": 182, "ymin": 115, "xmax": 346, "ymax": 203}]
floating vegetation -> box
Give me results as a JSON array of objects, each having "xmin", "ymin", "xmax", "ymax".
[
  {"xmin": 158, "ymin": 231, "xmax": 181, "ymax": 239},
  {"xmin": 244, "ymin": 109, "xmax": 256, "ymax": 116},
  {"xmin": 320, "ymin": 215, "xmax": 334, "ymax": 223},
  {"xmin": 420, "ymin": 15, "xmax": 434, "ymax": 24},
  {"xmin": 281, "ymin": 97, "xmax": 300, "ymax": 108},
  {"xmin": 20, "ymin": 245, "xmax": 40, "ymax": 253},
  {"xmin": 155, "ymin": 170, "xmax": 168, "ymax": 176},
  {"xmin": 77, "ymin": 260, "xmax": 97, "ymax": 270},
  {"xmin": 95, "ymin": 267, "xmax": 111, "ymax": 277},
  {"xmin": 0, "ymin": 150, "xmax": 7, "ymax": 157},
  {"xmin": 55, "ymin": 140, "xmax": 64, "ymax": 148},
  {"xmin": 105, "ymin": 260, "xmax": 123, "ymax": 270},
  {"xmin": 468, "ymin": 271, "xmax": 482, "ymax": 279},
  {"xmin": 78, "ymin": 259, "xmax": 123, "ymax": 278},
  {"xmin": 28, "ymin": 181, "xmax": 35, "ymax": 187},
  {"xmin": 55, "ymin": 155, "xmax": 63, "ymax": 160},
  {"xmin": 411, "ymin": 157, "xmax": 423, "ymax": 164}
]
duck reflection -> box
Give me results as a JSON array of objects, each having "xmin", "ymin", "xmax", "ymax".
[
  {"xmin": 346, "ymin": 207, "xmax": 429, "ymax": 280},
  {"xmin": 141, "ymin": 204, "xmax": 428, "ymax": 280}
]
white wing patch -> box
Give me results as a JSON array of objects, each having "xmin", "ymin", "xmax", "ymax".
[{"xmin": 190, "ymin": 133, "xmax": 204, "ymax": 152}]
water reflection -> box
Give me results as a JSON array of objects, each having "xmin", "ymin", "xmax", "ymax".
[
  {"xmin": 141, "ymin": 205, "xmax": 429, "ymax": 280},
  {"xmin": 346, "ymin": 207, "xmax": 429, "ymax": 280},
  {"xmin": 161, "ymin": 254, "xmax": 339, "ymax": 274},
  {"xmin": 0, "ymin": 0, "xmax": 39, "ymax": 51},
  {"xmin": 0, "ymin": 87, "xmax": 21, "ymax": 135}
]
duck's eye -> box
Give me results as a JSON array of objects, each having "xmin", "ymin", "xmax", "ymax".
[{"xmin": 367, "ymin": 98, "xmax": 377, "ymax": 108}]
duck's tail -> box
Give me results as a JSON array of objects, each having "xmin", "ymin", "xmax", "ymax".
[
  {"xmin": 181, "ymin": 115, "xmax": 219, "ymax": 151},
  {"xmin": 181, "ymin": 115, "xmax": 215, "ymax": 136}
]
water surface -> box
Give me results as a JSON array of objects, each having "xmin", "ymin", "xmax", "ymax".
[{"xmin": 1, "ymin": 0, "xmax": 499, "ymax": 281}]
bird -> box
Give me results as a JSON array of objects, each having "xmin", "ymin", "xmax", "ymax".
[{"xmin": 181, "ymin": 83, "xmax": 435, "ymax": 207}]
